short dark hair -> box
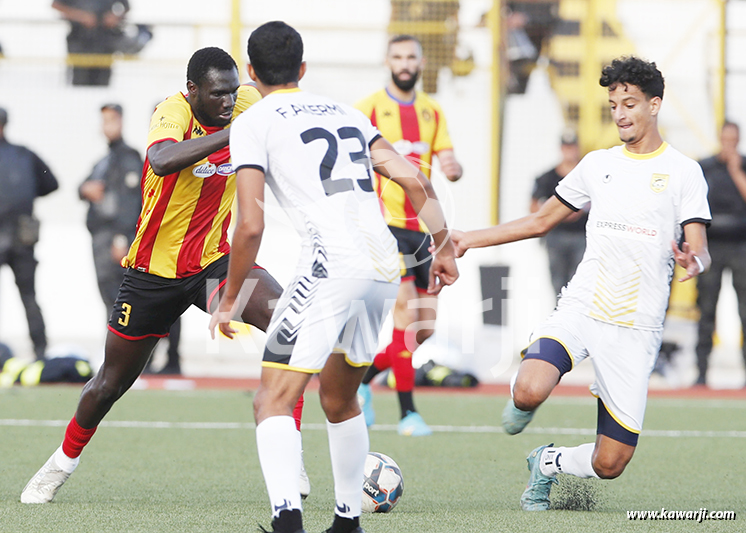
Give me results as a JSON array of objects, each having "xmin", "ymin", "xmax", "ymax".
[
  {"xmin": 101, "ymin": 103, "xmax": 123, "ymax": 116},
  {"xmin": 248, "ymin": 21, "xmax": 303, "ymax": 86},
  {"xmin": 599, "ymin": 56, "xmax": 664, "ymax": 100},
  {"xmin": 722, "ymin": 120, "xmax": 739, "ymax": 133},
  {"xmin": 187, "ymin": 47, "xmax": 237, "ymax": 86},
  {"xmin": 0, "ymin": 107, "xmax": 7, "ymax": 126},
  {"xmin": 388, "ymin": 34, "xmax": 422, "ymax": 49}
]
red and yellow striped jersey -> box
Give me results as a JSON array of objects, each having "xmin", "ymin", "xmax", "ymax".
[
  {"xmin": 355, "ymin": 88, "xmax": 453, "ymax": 232},
  {"xmin": 122, "ymin": 85, "xmax": 261, "ymax": 278}
]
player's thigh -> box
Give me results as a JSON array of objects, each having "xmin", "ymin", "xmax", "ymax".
[
  {"xmin": 589, "ymin": 324, "xmax": 660, "ymax": 435},
  {"xmin": 109, "ymin": 269, "xmax": 188, "ymax": 340},
  {"xmin": 194, "ymin": 256, "xmax": 282, "ymax": 332}
]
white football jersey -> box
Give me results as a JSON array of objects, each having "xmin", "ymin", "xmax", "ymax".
[
  {"xmin": 230, "ymin": 89, "xmax": 399, "ymax": 283},
  {"xmin": 555, "ymin": 143, "xmax": 711, "ymax": 331}
]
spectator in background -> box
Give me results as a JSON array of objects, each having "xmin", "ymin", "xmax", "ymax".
[
  {"xmin": 694, "ymin": 121, "xmax": 746, "ymax": 387},
  {"xmin": 0, "ymin": 107, "xmax": 59, "ymax": 361},
  {"xmin": 531, "ymin": 129, "xmax": 587, "ymax": 297},
  {"xmin": 52, "ymin": 0, "xmax": 152, "ymax": 87},
  {"xmin": 79, "ymin": 104, "xmax": 181, "ymax": 374}
]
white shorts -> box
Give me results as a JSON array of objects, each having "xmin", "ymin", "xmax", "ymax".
[
  {"xmin": 527, "ymin": 309, "xmax": 662, "ymax": 434},
  {"xmin": 262, "ymin": 276, "xmax": 398, "ymax": 373}
]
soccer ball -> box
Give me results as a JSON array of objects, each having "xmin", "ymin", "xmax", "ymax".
[{"xmin": 361, "ymin": 452, "xmax": 404, "ymax": 513}]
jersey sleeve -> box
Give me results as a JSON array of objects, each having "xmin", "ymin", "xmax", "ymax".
[
  {"xmin": 680, "ymin": 161, "xmax": 712, "ymax": 226},
  {"xmin": 230, "ymin": 111, "xmax": 268, "ymax": 174},
  {"xmin": 431, "ymin": 100, "xmax": 454, "ymax": 154},
  {"xmin": 554, "ymin": 155, "xmax": 590, "ymax": 211},
  {"xmin": 146, "ymin": 98, "xmax": 190, "ymax": 148}
]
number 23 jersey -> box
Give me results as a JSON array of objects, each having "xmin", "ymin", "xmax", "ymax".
[{"xmin": 230, "ymin": 88, "xmax": 399, "ymax": 283}]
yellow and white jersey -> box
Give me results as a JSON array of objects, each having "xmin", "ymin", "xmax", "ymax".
[
  {"xmin": 555, "ymin": 142, "xmax": 711, "ymax": 331},
  {"xmin": 230, "ymin": 89, "xmax": 399, "ymax": 283}
]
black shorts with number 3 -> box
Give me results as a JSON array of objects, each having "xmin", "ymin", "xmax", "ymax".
[
  {"xmin": 389, "ymin": 226, "xmax": 432, "ymax": 292},
  {"xmin": 108, "ymin": 255, "xmax": 232, "ymax": 340}
]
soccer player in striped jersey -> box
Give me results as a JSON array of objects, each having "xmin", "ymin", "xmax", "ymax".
[
  {"xmin": 21, "ymin": 47, "xmax": 308, "ymax": 504},
  {"xmin": 354, "ymin": 35, "xmax": 463, "ymax": 436},
  {"xmin": 453, "ymin": 57, "xmax": 711, "ymax": 511}
]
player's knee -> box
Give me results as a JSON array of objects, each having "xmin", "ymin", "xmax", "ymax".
[
  {"xmin": 512, "ymin": 381, "xmax": 546, "ymax": 411},
  {"xmin": 319, "ymin": 390, "xmax": 359, "ymax": 423},
  {"xmin": 592, "ymin": 455, "xmax": 628, "ymax": 479},
  {"xmin": 415, "ymin": 328, "xmax": 433, "ymax": 346},
  {"xmin": 88, "ymin": 376, "xmax": 126, "ymax": 408}
]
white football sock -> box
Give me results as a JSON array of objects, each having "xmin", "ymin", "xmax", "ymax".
[
  {"xmin": 256, "ymin": 416, "xmax": 303, "ymax": 517},
  {"xmin": 53, "ymin": 445, "xmax": 79, "ymax": 474},
  {"xmin": 327, "ymin": 413, "xmax": 368, "ymax": 518},
  {"xmin": 541, "ymin": 443, "xmax": 600, "ymax": 479}
]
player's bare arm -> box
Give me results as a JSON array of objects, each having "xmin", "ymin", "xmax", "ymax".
[
  {"xmin": 437, "ymin": 149, "xmax": 463, "ymax": 182},
  {"xmin": 370, "ymin": 136, "xmax": 458, "ymax": 292},
  {"xmin": 147, "ymin": 131, "xmax": 231, "ymax": 176},
  {"xmin": 672, "ymin": 222, "xmax": 711, "ymax": 282},
  {"xmin": 209, "ymin": 167, "xmax": 266, "ymax": 339},
  {"xmin": 453, "ymin": 195, "xmax": 574, "ymax": 257}
]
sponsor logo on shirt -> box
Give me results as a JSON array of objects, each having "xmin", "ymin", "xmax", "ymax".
[
  {"xmin": 594, "ymin": 220, "xmax": 659, "ymax": 241},
  {"xmin": 192, "ymin": 162, "xmax": 216, "ymax": 178},
  {"xmin": 216, "ymin": 163, "xmax": 234, "ymax": 176},
  {"xmin": 650, "ymin": 173, "xmax": 669, "ymax": 193},
  {"xmin": 393, "ymin": 139, "xmax": 430, "ymax": 156}
]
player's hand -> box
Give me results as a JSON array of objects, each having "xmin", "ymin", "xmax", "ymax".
[
  {"xmin": 450, "ymin": 229, "xmax": 469, "ymax": 258},
  {"xmin": 209, "ymin": 296, "xmax": 241, "ymax": 340},
  {"xmin": 427, "ymin": 250, "xmax": 459, "ymax": 295},
  {"xmin": 440, "ymin": 159, "xmax": 463, "ymax": 182},
  {"xmin": 671, "ymin": 240, "xmax": 702, "ymax": 282}
]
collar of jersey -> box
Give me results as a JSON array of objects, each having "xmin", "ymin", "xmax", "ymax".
[
  {"xmin": 271, "ymin": 88, "xmax": 302, "ymax": 95},
  {"xmin": 385, "ymin": 87, "xmax": 415, "ymax": 106},
  {"xmin": 622, "ymin": 142, "xmax": 668, "ymax": 160}
]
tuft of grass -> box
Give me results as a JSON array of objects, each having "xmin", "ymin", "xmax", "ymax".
[{"xmin": 551, "ymin": 477, "xmax": 602, "ymax": 512}]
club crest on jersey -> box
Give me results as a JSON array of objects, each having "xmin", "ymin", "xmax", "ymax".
[
  {"xmin": 216, "ymin": 163, "xmax": 234, "ymax": 176},
  {"xmin": 192, "ymin": 162, "xmax": 216, "ymax": 178},
  {"xmin": 650, "ymin": 173, "xmax": 669, "ymax": 193}
]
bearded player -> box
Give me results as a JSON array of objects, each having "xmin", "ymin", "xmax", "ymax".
[{"xmin": 355, "ymin": 35, "xmax": 462, "ymax": 436}]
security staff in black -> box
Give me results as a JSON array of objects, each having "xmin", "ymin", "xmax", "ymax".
[
  {"xmin": 79, "ymin": 103, "xmax": 142, "ymax": 314},
  {"xmin": 0, "ymin": 107, "xmax": 59, "ymax": 360},
  {"xmin": 695, "ymin": 121, "xmax": 746, "ymax": 386}
]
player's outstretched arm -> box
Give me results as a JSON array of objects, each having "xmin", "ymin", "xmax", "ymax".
[
  {"xmin": 453, "ymin": 196, "xmax": 574, "ymax": 257},
  {"xmin": 369, "ymin": 137, "xmax": 458, "ymax": 293},
  {"xmin": 672, "ymin": 222, "xmax": 711, "ymax": 282},
  {"xmin": 209, "ymin": 167, "xmax": 266, "ymax": 339},
  {"xmin": 148, "ymin": 129, "xmax": 231, "ymax": 176}
]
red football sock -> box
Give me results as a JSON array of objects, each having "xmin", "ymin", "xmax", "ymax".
[
  {"xmin": 372, "ymin": 345, "xmax": 393, "ymax": 371},
  {"xmin": 391, "ymin": 328, "xmax": 416, "ymax": 392},
  {"xmin": 61, "ymin": 416, "xmax": 98, "ymax": 459},
  {"xmin": 293, "ymin": 394, "xmax": 304, "ymax": 431}
]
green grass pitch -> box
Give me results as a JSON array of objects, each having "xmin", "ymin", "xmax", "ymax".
[{"xmin": 1, "ymin": 386, "xmax": 743, "ymax": 532}]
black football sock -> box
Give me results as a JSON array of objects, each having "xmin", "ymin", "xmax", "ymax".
[{"xmin": 398, "ymin": 391, "xmax": 416, "ymax": 418}]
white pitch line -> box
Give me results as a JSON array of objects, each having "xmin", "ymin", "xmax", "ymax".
[{"xmin": 2, "ymin": 419, "xmax": 746, "ymax": 438}]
